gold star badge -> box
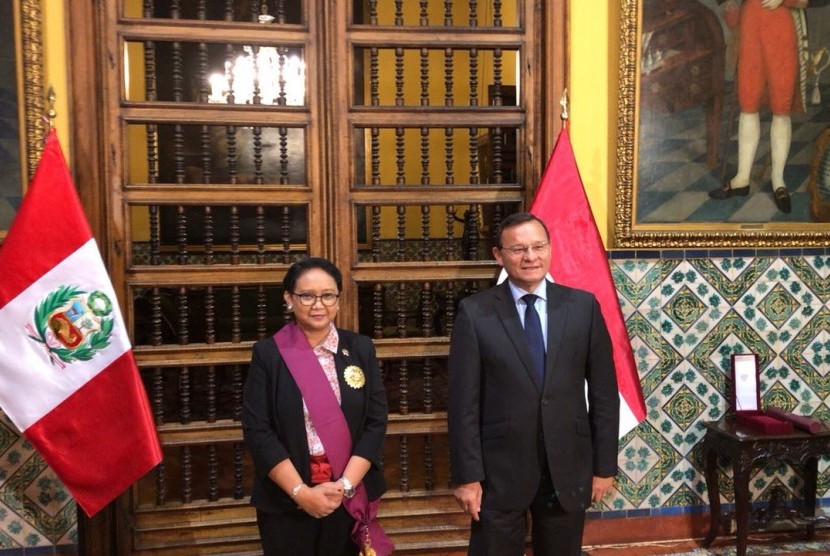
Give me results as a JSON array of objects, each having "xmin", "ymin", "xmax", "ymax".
[{"xmin": 344, "ymin": 365, "xmax": 365, "ymax": 389}]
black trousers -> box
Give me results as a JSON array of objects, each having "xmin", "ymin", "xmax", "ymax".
[
  {"xmin": 468, "ymin": 475, "xmax": 586, "ymax": 556},
  {"xmin": 256, "ymin": 506, "xmax": 358, "ymax": 556}
]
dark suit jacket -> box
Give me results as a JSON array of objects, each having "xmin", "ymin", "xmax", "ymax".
[
  {"xmin": 242, "ymin": 327, "xmax": 388, "ymax": 514},
  {"xmin": 448, "ymin": 280, "xmax": 619, "ymax": 513}
]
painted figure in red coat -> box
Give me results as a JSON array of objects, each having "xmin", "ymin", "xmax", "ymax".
[{"xmin": 710, "ymin": 0, "xmax": 808, "ymax": 214}]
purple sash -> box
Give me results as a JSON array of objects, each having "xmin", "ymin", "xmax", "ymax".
[{"xmin": 274, "ymin": 323, "xmax": 393, "ymax": 555}]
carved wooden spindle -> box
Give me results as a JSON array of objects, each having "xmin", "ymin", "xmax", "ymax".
[
  {"xmin": 156, "ymin": 459, "xmax": 167, "ymax": 505},
  {"xmin": 143, "ymin": 0, "xmax": 154, "ymax": 19},
  {"xmin": 233, "ymin": 442, "xmax": 244, "ymax": 498},
  {"xmin": 420, "ymin": 282, "xmax": 433, "ymax": 334},
  {"xmin": 491, "ymin": 205, "xmax": 505, "ymax": 246},
  {"xmin": 396, "ymin": 206, "xmax": 406, "ymax": 262},
  {"xmin": 200, "ymin": 123, "xmax": 211, "ymax": 183},
  {"xmin": 397, "ymin": 282, "xmax": 407, "ymax": 337},
  {"xmin": 494, "ymin": 0, "xmax": 502, "ymax": 26},
  {"xmin": 420, "ymin": 128, "xmax": 429, "ymax": 184},
  {"xmin": 253, "ymin": 126, "xmax": 264, "ymax": 184},
  {"xmin": 445, "ymin": 280, "xmax": 456, "ymax": 335},
  {"xmin": 399, "ymin": 359, "xmax": 409, "ymax": 414},
  {"xmin": 445, "ymin": 128, "xmax": 455, "ymax": 185},
  {"xmin": 372, "ymin": 283, "xmax": 384, "ymax": 339},
  {"xmin": 369, "ymin": 0, "xmax": 378, "ymax": 25},
  {"xmin": 169, "ymin": 0, "xmax": 180, "ymax": 19},
  {"xmin": 277, "ymin": 46, "xmax": 287, "ymax": 106},
  {"xmin": 177, "ymin": 286, "xmax": 189, "ymax": 344},
  {"xmin": 204, "ymin": 206, "xmax": 214, "ymax": 264},
  {"xmin": 229, "ymin": 206, "xmax": 240, "ymax": 264},
  {"xmin": 395, "ymin": 48, "xmax": 404, "ymax": 106},
  {"xmin": 464, "ymin": 205, "xmax": 481, "ymax": 261},
  {"xmin": 179, "ymin": 366, "xmax": 191, "ymax": 424},
  {"xmin": 281, "ymin": 206, "xmax": 291, "ymax": 263},
  {"xmin": 444, "ymin": 0, "xmax": 452, "ymax": 26},
  {"xmin": 181, "ymin": 445, "xmax": 192, "ymax": 503},
  {"xmin": 420, "ymin": 48, "xmax": 429, "ymax": 107},
  {"xmin": 205, "ymin": 285, "xmax": 215, "ymax": 343},
  {"xmin": 149, "ymin": 205, "xmax": 160, "ymax": 265},
  {"xmin": 444, "ymin": 48, "xmax": 453, "ymax": 106},
  {"xmin": 424, "ymin": 432, "xmax": 434, "ymax": 490},
  {"xmin": 257, "ymin": 285, "xmax": 267, "ymax": 339},
  {"xmin": 493, "ymin": 48, "xmax": 503, "ymax": 99},
  {"xmin": 232, "ymin": 364, "xmax": 243, "ymax": 420},
  {"xmin": 224, "ymin": 42, "xmax": 236, "ymax": 104},
  {"xmin": 226, "ymin": 125, "xmax": 238, "ymax": 182},
  {"xmin": 151, "ymin": 287, "xmax": 163, "ymax": 346},
  {"xmin": 371, "ymin": 206, "xmax": 381, "ymax": 262},
  {"xmin": 371, "ymin": 127, "xmax": 380, "ymax": 183},
  {"xmin": 491, "ymin": 126, "xmax": 504, "ymax": 184},
  {"xmin": 394, "ymin": 0, "xmax": 403, "ymax": 25},
  {"xmin": 421, "ymin": 205, "xmax": 431, "ymax": 260},
  {"xmin": 469, "ymin": 127, "xmax": 480, "ymax": 184},
  {"xmin": 256, "ymin": 206, "xmax": 265, "ymax": 264},
  {"xmin": 469, "ymin": 0, "xmax": 478, "ymax": 26},
  {"xmin": 420, "ymin": 0, "xmax": 428, "ymax": 25},
  {"xmin": 279, "ymin": 127, "xmax": 289, "ymax": 184},
  {"xmin": 399, "ymin": 434, "xmax": 409, "ymax": 492},
  {"xmin": 275, "ymin": 0, "xmax": 286, "ymax": 24},
  {"xmin": 231, "ymin": 285, "xmax": 241, "ymax": 343},
  {"xmin": 469, "ymin": 48, "xmax": 479, "ymax": 106},
  {"xmin": 208, "ymin": 443, "xmax": 218, "ymax": 501},
  {"xmin": 370, "ymin": 48, "xmax": 379, "ymax": 106},
  {"xmin": 445, "ymin": 205, "xmax": 456, "ymax": 261},
  {"xmin": 395, "ymin": 128, "xmax": 405, "ymax": 185},
  {"xmin": 207, "ymin": 364, "xmax": 217, "ymax": 421},
  {"xmin": 224, "ymin": 0, "xmax": 232, "ymax": 22},
  {"xmin": 176, "ymin": 206, "xmax": 187, "ymax": 264},
  {"xmin": 153, "ymin": 366, "xmax": 164, "ymax": 425},
  {"xmin": 423, "ymin": 358, "xmax": 434, "ymax": 412}
]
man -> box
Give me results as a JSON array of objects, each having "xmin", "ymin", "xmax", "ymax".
[{"xmin": 447, "ymin": 212, "xmax": 620, "ymax": 556}]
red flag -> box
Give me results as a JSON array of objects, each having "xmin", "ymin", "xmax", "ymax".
[
  {"xmin": 0, "ymin": 131, "xmax": 162, "ymax": 516},
  {"xmin": 531, "ymin": 127, "xmax": 646, "ymax": 437}
]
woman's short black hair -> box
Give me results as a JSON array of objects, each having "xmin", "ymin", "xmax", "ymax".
[
  {"xmin": 495, "ymin": 212, "xmax": 550, "ymax": 248},
  {"xmin": 283, "ymin": 257, "xmax": 343, "ymax": 293}
]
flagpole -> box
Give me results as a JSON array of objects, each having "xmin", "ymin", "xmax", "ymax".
[{"xmin": 560, "ymin": 88, "xmax": 569, "ymax": 122}]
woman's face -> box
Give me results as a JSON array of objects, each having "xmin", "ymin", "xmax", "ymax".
[{"xmin": 284, "ymin": 267, "xmax": 340, "ymax": 337}]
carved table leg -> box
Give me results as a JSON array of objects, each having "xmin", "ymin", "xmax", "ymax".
[
  {"xmin": 804, "ymin": 457, "xmax": 818, "ymax": 540},
  {"xmin": 733, "ymin": 462, "xmax": 751, "ymax": 556},
  {"xmin": 702, "ymin": 441, "xmax": 720, "ymax": 547}
]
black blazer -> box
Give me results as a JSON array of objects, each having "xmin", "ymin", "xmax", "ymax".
[
  {"xmin": 242, "ymin": 327, "xmax": 388, "ymax": 514},
  {"xmin": 447, "ymin": 280, "xmax": 619, "ymax": 513}
]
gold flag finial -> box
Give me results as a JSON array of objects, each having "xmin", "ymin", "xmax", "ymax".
[
  {"xmin": 560, "ymin": 89, "xmax": 569, "ymax": 121},
  {"xmin": 46, "ymin": 86, "xmax": 57, "ymax": 129}
]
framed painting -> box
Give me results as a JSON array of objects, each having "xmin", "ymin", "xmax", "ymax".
[
  {"xmin": 615, "ymin": 0, "xmax": 830, "ymax": 247},
  {"xmin": 0, "ymin": 0, "xmax": 44, "ymax": 240}
]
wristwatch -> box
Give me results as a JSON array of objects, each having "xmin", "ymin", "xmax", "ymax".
[{"xmin": 340, "ymin": 476, "xmax": 356, "ymax": 499}]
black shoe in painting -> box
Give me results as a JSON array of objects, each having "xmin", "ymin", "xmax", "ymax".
[
  {"xmin": 709, "ymin": 183, "xmax": 750, "ymax": 200},
  {"xmin": 773, "ymin": 187, "xmax": 791, "ymax": 213}
]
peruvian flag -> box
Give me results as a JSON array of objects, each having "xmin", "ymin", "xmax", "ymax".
[
  {"xmin": 532, "ymin": 126, "xmax": 646, "ymax": 438},
  {"xmin": 0, "ymin": 131, "xmax": 161, "ymax": 516}
]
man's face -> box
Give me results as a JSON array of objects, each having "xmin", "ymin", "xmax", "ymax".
[{"xmin": 492, "ymin": 219, "xmax": 551, "ymax": 292}]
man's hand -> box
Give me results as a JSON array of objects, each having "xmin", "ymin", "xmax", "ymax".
[
  {"xmin": 591, "ymin": 475, "xmax": 615, "ymax": 503},
  {"xmin": 453, "ymin": 482, "xmax": 483, "ymax": 522}
]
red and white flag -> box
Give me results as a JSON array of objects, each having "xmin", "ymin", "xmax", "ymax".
[
  {"xmin": 0, "ymin": 131, "xmax": 162, "ymax": 516},
  {"xmin": 531, "ymin": 126, "xmax": 646, "ymax": 438}
]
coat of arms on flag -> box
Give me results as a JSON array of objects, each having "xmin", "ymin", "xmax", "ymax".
[{"xmin": 27, "ymin": 286, "xmax": 115, "ymax": 366}]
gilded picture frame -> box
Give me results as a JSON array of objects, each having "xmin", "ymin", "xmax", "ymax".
[
  {"xmin": 615, "ymin": 0, "xmax": 830, "ymax": 247},
  {"xmin": 0, "ymin": 0, "xmax": 44, "ymax": 240}
]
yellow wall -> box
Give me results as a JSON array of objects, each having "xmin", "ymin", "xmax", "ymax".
[{"xmin": 569, "ymin": 2, "xmax": 616, "ymax": 246}]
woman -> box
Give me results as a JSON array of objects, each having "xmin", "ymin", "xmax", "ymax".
[{"xmin": 242, "ymin": 257, "xmax": 391, "ymax": 555}]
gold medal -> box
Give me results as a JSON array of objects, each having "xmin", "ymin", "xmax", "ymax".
[{"xmin": 344, "ymin": 365, "xmax": 365, "ymax": 389}]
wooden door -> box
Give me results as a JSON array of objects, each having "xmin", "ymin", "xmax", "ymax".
[{"xmin": 67, "ymin": 1, "xmax": 564, "ymax": 553}]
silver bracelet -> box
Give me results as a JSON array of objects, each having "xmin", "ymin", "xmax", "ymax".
[{"xmin": 290, "ymin": 482, "xmax": 304, "ymax": 498}]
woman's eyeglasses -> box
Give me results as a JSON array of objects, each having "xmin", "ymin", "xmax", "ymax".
[{"xmin": 291, "ymin": 292, "xmax": 340, "ymax": 306}]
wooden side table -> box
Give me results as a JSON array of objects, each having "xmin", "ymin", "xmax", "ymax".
[{"xmin": 702, "ymin": 418, "xmax": 830, "ymax": 556}]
